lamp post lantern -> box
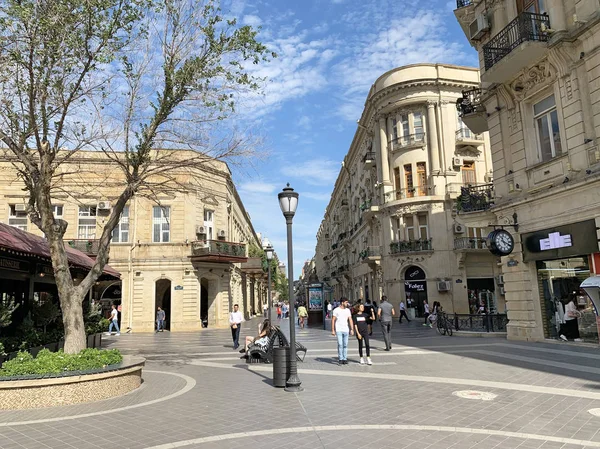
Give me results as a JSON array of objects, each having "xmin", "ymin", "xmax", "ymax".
[
  {"xmin": 264, "ymin": 240, "xmax": 274, "ymax": 323},
  {"xmin": 278, "ymin": 183, "xmax": 302, "ymax": 392}
]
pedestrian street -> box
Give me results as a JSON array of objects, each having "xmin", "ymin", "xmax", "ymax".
[{"xmin": 1, "ymin": 316, "xmax": 600, "ymax": 449}]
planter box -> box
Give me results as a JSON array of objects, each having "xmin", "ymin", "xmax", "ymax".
[
  {"xmin": 44, "ymin": 343, "xmax": 58, "ymax": 352},
  {"xmin": 29, "ymin": 346, "xmax": 44, "ymax": 358}
]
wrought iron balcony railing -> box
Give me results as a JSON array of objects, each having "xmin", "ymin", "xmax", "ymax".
[
  {"xmin": 390, "ymin": 238, "xmax": 433, "ymax": 254},
  {"xmin": 457, "ymin": 184, "xmax": 494, "ymax": 213},
  {"xmin": 360, "ymin": 246, "xmax": 382, "ymax": 260},
  {"xmin": 391, "ymin": 184, "xmax": 434, "ymax": 201},
  {"xmin": 67, "ymin": 239, "xmax": 100, "ymax": 255},
  {"xmin": 456, "ymin": 128, "xmax": 484, "ymax": 141},
  {"xmin": 456, "ymin": 0, "xmax": 473, "ymax": 7},
  {"xmin": 456, "ymin": 88, "xmax": 484, "ymax": 117},
  {"xmin": 191, "ymin": 240, "xmax": 247, "ymax": 259},
  {"xmin": 359, "ymin": 199, "xmax": 372, "ymax": 211},
  {"xmin": 454, "ymin": 237, "xmax": 488, "ymax": 250},
  {"xmin": 450, "ymin": 314, "xmax": 508, "ymax": 332},
  {"xmin": 362, "ymin": 151, "xmax": 376, "ymax": 163},
  {"xmin": 390, "ymin": 132, "xmax": 425, "ymax": 149},
  {"xmin": 483, "ymin": 12, "xmax": 550, "ymax": 71}
]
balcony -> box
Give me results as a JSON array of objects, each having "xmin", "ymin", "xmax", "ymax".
[
  {"xmin": 67, "ymin": 239, "xmax": 100, "ymax": 256},
  {"xmin": 456, "ymin": 128, "xmax": 484, "ymax": 148},
  {"xmin": 363, "ymin": 151, "xmax": 376, "ymax": 169},
  {"xmin": 190, "ymin": 240, "xmax": 247, "ymax": 263},
  {"xmin": 387, "ymin": 185, "xmax": 435, "ymax": 203},
  {"xmin": 456, "ymin": 0, "xmax": 472, "ymax": 7},
  {"xmin": 454, "ymin": 237, "xmax": 488, "ymax": 251},
  {"xmin": 482, "ymin": 12, "xmax": 550, "ymax": 84},
  {"xmin": 390, "ymin": 239, "xmax": 433, "ymax": 254},
  {"xmin": 456, "ymin": 184, "xmax": 494, "ymax": 213},
  {"xmin": 360, "ymin": 200, "xmax": 379, "ymax": 220},
  {"xmin": 457, "ymin": 88, "xmax": 488, "ymax": 134},
  {"xmin": 360, "ymin": 246, "xmax": 382, "ymax": 262},
  {"xmin": 390, "ymin": 132, "xmax": 425, "ymax": 152},
  {"xmin": 240, "ymin": 257, "xmax": 264, "ymax": 275},
  {"xmin": 341, "ymin": 199, "xmax": 349, "ymax": 209}
]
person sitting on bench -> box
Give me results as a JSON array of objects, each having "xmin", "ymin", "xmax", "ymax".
[{"xmin": 240, "ymin": 319, "xmax": 271, "ymax": 357}]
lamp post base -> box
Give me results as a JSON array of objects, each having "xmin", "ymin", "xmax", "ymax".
[{"xmin": 284, "ymin": 374, "xmax": 303, "ymax": 392}]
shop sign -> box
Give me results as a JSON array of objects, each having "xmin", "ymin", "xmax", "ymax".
[
  {"xmin": 308, "ymin": 287, "xmax": 323, "ymax": 310},
  {"xmin": 404, "ymin": 266, "xmax": 426, "ymax": 280},
  {"xmin": 0, "ymin": 257, "xmax": 29, "ymax": 272},
  {"xmin": 36, "ymin": 264, "xmax": 54, "ymax": 277},
  {"xmin": 522, "ymin": 220, "xmax": 599, "ymax": 262},
  {"xmin": 405, "ymin": 281, "xmax": 426, "ymax": 292}
]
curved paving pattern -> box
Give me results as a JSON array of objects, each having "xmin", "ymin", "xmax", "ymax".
[{"xmin": 1, "ymin": 319, "xmax": 599, "ymax": 449}]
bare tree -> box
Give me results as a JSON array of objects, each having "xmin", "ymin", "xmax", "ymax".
[{"xmin": 0, "ymin": 0, "xmax": 274, "ymax": 353}]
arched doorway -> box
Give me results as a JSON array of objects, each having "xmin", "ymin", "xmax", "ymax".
[
  {"xmin": 200, "ymin": 278, "xmax": 209, "ymax": 328},
  {"xmin": 404, "ymin": 266, "xmax": 428, "ymax": 317},
  {"xmin": 155, "ymin": 279, "xmax": 171, "ymax": 331}
]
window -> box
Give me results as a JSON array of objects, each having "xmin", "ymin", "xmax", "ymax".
[
  {"xmin": 391, "ymin": 118, "xmax": 399, "ymax": 142},
  {"xmin": 517, "ymin": 0, "xmax": 545, "ymax": 13},
  {"xmin": 534, "ymin": 94, "xmax": 562, "ymax": 162},
  {"xmin": 153, "ymin": 206, "xmax": 170, "ymax": 243},
  {"xmin": 462, "ymin": 161, "xmax": 476, "ymax": 185},
  {"xmin": 418, "ymin": 214, "xmax": 429, "ymax": 240},
  {"xmin": 468, "ymin": 227, "xmax": 487, "ymax": 249},
  {"xmin": 404, "ymin": 164, "xmax": 413, "ymax": 198},
  {"xmin": 8, "ymin": 205, "xmax": 27, "ymax": 231},
  {"xmin": 394, "ymin": 167, "xmax": 401, "ymax": 200},
  {"xmin": 78, "ymin": 206, "xmax": 97, "ymax": 239},
  {"xmin": 400, "ymin": 114, "xmax": 409, "ymax": 143},
  {"xmin": 204, "ymin": 209, "xmax": 214, "ymax": 240},
  {"xmin": 457, "ymin": 115, "xmax": 472, "ymax": 139},
  {"xmin": 404, "ymin": 215, "xmax": 415, "ymax": 240},
  {"xmin": 52, "ymin": 205, "xmax": 63, "ymax": 218},
  {"xmin": 416, "ymin": 162, "xmax": 427, "ymax": 196},
  {"xmin": 112, "ymin": 206, "xmax": 129, "ymax": 243},
  {"xmin": 413, "ymin": 112, "xmax": 424, "ymax": 141}
]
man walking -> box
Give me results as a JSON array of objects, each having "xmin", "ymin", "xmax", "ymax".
[
  {"xmin": 377, "ymin": 296, "xmax": 395, "ymax": 351},
  {"xmin": 331, "ymin": 297, "xmax": 354, "ymax": 365},
  {"xmin": 156, "ymin": 307, "xmax": 166, "ymax": 332},
  {"xmin": 364, "ymin": 299, "xmax": 375, "ymax": 335},
  {"xmin": 229, "ymin": 304, "xmax": 243, "ymax": 350},
  {"xmin": 422, "ymin": 299, "xmax": 430, "ymax": 326},
  {"xmin": 106, "ymin": 304, "xmax": 120, "ymax": 336},
  {"xmin": 398, "ymin": 300, "xmax": 410, "ymax": 323}
]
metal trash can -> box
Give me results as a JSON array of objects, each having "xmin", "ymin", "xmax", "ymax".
[{"xmin": 272, "ymin": 346, "xmax": 290, "ymax": 388}]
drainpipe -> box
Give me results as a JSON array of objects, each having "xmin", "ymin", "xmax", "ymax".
[{"xmin": 127, "ymin": 196, "xmax": 138, "ymax": 331}]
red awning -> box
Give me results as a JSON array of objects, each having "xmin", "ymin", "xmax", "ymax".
[{"xmin": 0, "ymin": 223, "xmax": 120, "ymax": 278}]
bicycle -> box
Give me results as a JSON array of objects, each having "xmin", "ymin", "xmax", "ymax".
[{"xmin": 436, "ymin": 312, "xmax": 453, "ymax": 336}]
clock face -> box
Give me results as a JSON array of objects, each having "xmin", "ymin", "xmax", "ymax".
[{"xmin": 488, "ymin": 230, "xmax": 514, "ymax": 256}]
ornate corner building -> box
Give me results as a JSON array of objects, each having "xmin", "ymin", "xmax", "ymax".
[
  {"xmin": 315, "ymin": 64, "xmax": 504, "ymax": 319},
  {"xmin": 455, "ymin": 0, "xmax": 600, "ymax": 343}
]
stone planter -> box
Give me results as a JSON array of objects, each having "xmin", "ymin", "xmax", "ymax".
[{"xmin": 0, "ymin": 356, "xmax": 145, "ymax": 410}]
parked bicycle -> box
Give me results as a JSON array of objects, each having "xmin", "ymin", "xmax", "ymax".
[{"xmin": 436, "ymin": 312, "xmax": 453, "ymax": 336}]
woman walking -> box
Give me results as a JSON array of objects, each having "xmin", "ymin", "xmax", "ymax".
[{"xmin": 353, "ymin": 303, "xmax": 373, "ymax": 365}]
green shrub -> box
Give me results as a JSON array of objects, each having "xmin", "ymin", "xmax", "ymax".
[{"xmin": 0, "ymin": 348, "xmax": 122, "ymax": 377}]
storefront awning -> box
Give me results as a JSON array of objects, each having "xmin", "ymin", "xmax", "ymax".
[{"xmin": 0, "ymin": 223, "xmax": 120, "ymax": 278}]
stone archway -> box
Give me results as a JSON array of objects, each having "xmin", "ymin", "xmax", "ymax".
[
  {"xmin": 403, "ymin": 265, "xmax": 428, "ymax": 318},
  {"xmin": 200, "ymin": 278, "xmax": 209, "ymax": 327},
  {"xmin": 155, "ymin": 279, "xmax": 172, "ymax": 330}
]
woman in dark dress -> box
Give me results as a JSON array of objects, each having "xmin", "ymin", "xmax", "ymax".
[{"xmin": 353, "ymin": 303, "xmax": 373, "ymax": 365}]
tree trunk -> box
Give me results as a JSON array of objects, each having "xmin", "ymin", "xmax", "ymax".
[{"xmin": 59, "ymin": 285, "xmax": 87, "ymax": 354}]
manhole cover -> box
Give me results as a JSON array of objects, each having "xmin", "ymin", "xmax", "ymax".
[
  {"xmin": 589, "ymin": 408, "xmax": 600, "ymax": 417},
  {"xmin": 453, "ymin": 390, "xmax": 497, "ymax": 401}
]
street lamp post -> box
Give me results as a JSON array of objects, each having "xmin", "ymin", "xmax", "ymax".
[
  {"xmin": 278, "ymin": 183, "xmax": 303, "ymax": 392},
  {"xmin": 264, "ymin": 241, "xmax": 274, "ymax": 323}
]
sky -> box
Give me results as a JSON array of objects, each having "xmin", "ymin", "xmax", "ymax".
[{"xmin": 226, "ymin": 0, "xmax": 479, "ymax": 280}]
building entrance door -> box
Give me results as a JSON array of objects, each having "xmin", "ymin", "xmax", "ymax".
[
  {"xmin": 155, "ymin": 279, "xmax": 171, "ymax": 331},
  {"xmin": 404, "ymin": 266, "xmax": 427, "ymax": 317}
]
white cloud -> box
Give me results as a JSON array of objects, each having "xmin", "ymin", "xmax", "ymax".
[
  {"xmin": 298, "ymin": 115, "xmax": 311, "ymax": 129},
  {"xmin": 239, "ymin": 181, "xmax": 277, "ymax": 194},
  {"xmin": 280, "ymin": 159, "xmax": 340, "ymax": 186},
  {"xmin": 303, "ymin": 191, "xmax": 332, "ymax": 201},
  {"xmin": 242, "ymin": 14, "xmax": 262, "ymax": 27}
]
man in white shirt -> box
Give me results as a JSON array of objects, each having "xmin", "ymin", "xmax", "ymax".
[
  {"xmin": 229, "ymin": 304, "xmax": 243, "ymax": 350},
  {"xmin": 398, "ymin": 300, "xmax": 410, "ymax": 323},
  {"xmin": 331, "ymin": 297, "xmax": 354, "ymax": 365},
  {"xmin": 108, "ymin": 304, "xmax": 120, "ymax": 336}
]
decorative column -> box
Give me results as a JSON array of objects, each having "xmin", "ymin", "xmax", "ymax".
[
  {"xmin": 546, "ymin": 0, "xmax": 566, "ymax": 31},
  {"xmin": 426, "ymin": 101, "xmax": 441, "ymax": 175},
  {"xmin": 378, "ymin": 117, "xmax": 391, "ymax": 186},
  {"xmin": 439, "ymin": 100, "xmax": 455, "ymax": 173}
]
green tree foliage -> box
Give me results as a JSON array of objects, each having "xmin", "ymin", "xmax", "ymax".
[
  {"xmin": 32, "ymin": 299, "xmax": 61, "ymax": 334},
  {"xmin": 0, "ymin": 299, "xmax": 19, "ymax": 329},
  {"xmin": 0, "ymin": 0, "xmax": 274, "ymax": 353}
]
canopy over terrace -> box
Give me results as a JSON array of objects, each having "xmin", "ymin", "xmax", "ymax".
[{"xmin": 0, "ymin": 223, "xmax": 120, "ymax": 279}]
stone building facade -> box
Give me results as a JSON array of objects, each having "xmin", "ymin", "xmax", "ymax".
[
  {"xmin": 315, "ymin": 64, "xmax": 502, "ymax": 317},
  {"xmin": 455, "ymin": 0, "xmax": 600, "ymax": 343},
  {"xmin": 0, "ymin": 150, "xmax": 267, "ymax": 332}
]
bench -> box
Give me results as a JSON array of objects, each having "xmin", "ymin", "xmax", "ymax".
[{"xmin": 246, "ymin": 326, "xmax": 307, "ymax": 364}]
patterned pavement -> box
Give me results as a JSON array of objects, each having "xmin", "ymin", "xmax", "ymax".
[{"xmin": 1, "ymin": 315, "xmax": 600, "ymax": 449}]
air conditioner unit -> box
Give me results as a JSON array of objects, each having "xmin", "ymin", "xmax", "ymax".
[
  {"xmin": 499, "ymin": 286, "xmax": 506, "ymax": 296},
  {"xmin": 14, "ymin": 204, "xmax": 27, "ymax": 212},
  {"xmin": 453, "ymin": 223, "xmax": 466, "ymax": 234},
  {"xmin": 218, "ymin": 230, "xmax": 226, "ymax": 238},
  {"xmin": 452, "ymin": 157, "xmax": 463, "ymax": 167},
  {"xmin": 497, "ymin": 274, "xmax": 505, "ymax": 285},
  {"xmin": 97, "ymin": 201, "xmax": 111, "ymax": 210},
  {"xmin": 469, "ymin": 14, "xmax": 490, "ymax": 41},
  {"xmin": 196, "ymin": 225, "xmax": 206, "ymax": 235},
  {"xmin": 437, "ymin": 281, "xmax": 450, "ymax": 292}
]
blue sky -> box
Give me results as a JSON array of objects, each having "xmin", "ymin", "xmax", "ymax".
[{"xmin": 227, "ymin": 0, "xmax": 479, "ymax": 280}]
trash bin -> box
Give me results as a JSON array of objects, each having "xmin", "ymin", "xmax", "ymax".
[
  {"xmin": 407, "ymin": 308, "xmax": 416, "ymax": 321},
  {"xmin": 272, "ymin": 346, "xmax": 290, "ymax": 388}
]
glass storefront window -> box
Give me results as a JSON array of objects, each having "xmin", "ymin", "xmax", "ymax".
[{"xmin": 537, "ymin": 257, "xmax": 598, "ymax": 343}]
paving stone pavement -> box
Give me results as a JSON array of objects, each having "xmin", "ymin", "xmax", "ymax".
[{"xmin": 1, "ymin": 315, "xmax": 600, "ymax": 449}]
